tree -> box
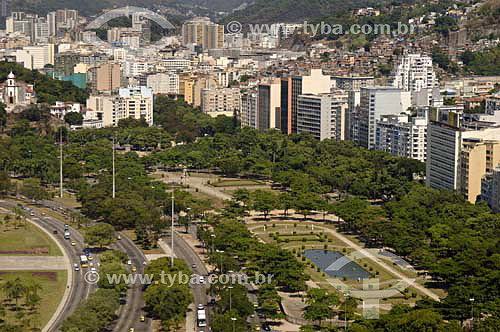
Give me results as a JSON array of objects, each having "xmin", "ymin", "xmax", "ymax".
[
  {"xmin": 144, "ymin": 283, "xmax": 193, "ymax": 327},
  {"xmin": 0, "ymin": 171, "xmax": 12, "ymax": 197},
  {"xmin": 252, "ymin": 190, "xmax": 276, "ymax": 220},
  {"xmin": 0, "ymin": 102, "xmax": 6, "ymax": 133},
  {"xmin": 278, "ymin": 192, "xmax": 294, "ymax": 217},
  {"xmin": 84, "ymin": 223, "xmax": 116, "ymax": 248},
  {"xmin": 303, "ymin": 288, "xmax": 339, "ymax": 325},
  {"xmin": 64, "ymin": 112, "xmax": 83, "ymax": 126},
  {"xmin": 1, "ymin": 278, "xmax": 26, "ymax": 310}
]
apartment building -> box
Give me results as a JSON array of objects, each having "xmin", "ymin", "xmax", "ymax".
[
  {"xmin": 358, "ymin": 86, "xmax": 411, "ymax": 149},
  {"xmin": 332, "ymin": 76, "xmax": 374, "ymax": 91},
  {"xmin": 182, "ymin": 17, "xmax": 224, "ymax": 50},
  {"xmin": 392, "ymin": 54, "xmax": 438, "ymax": 92},
  {"xmin": 241, "ymin": 90, "xmax": 258, "ymax": 129},
  {"xmin": 258, "ymin": 78, "xmax": 281, "ymax": 131},
  {"xmin": 179, "ymin": 76, "xmax": 194, "ymax": 104},
  {"xmin": 375, "ymin": 110, "xmax": 428, "ymax": 162},
  {"xmin": 14, "ymin": 44, "xmax": 54, "ymax": 69},
  {"xmin": 147, "ymin": 72, "xmax": 179, "ymax": 95},
  {"xmin": 481, "ymin": 167, "xmax": 500, "ymax": 212},
  {"xmin": 426, "ymin": 106, "xmax": 500, "ymax": 202},
  {"xmin": 281, "ymin": 69, "xmax": 331, "ymax": 134},
  {"xmin": 297, "ymin": 92, "xmax": 348, "ymax": 141},
  {"xmin": 460, "ymin": 139, "xmax": 500, "ymax": 203},
  {"xmin": 201, "ymin": 87, "xmax": 241, "ymax": 117},
  {"xmin": 96, "ymin": 63, "xmax": 121, "ymax": 92},
  {"xmin": 86, "ymin": 86, "xmax": 153, "ymax": 127}
]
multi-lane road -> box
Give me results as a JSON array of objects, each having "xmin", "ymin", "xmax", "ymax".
[
  {"xmin": 168, "ymin": 230, "xmax": 211, "ymax": 331},
  {"xmin": 1, "ymin": 198, "xmax": 151, "ymax": 332},
  {"xmin": 0, "ymin": 200, "xmax": 94, "ymax": 331}
]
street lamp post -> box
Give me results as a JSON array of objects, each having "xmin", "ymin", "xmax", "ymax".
[
  {"xmin": 231, "ymin": 317, "xmax": 237, "ymax": 332},
  {"xmin": 343, "ymin": 292, "xmax": 350, "ymax": 331},
  {"xmin": 112, "ymin": 136, "xmax": 116, "ymax": 199},
  {"xmin": 216, "ymin": 249, "xmax": 224, "ymax": 274},
  {"xmin": 228, "ymin": 286, "xmax": 233, "ymax": 312},
  {"xmin": 470, "ymin": 298, "xmax": 475, "ymax": 326},
  {"xmin": 59, "ymin": 127, "xmax": 63, "ymax": 198},
  {"xmin": 171, "ymin": 191, "xmax": 175, "ymax": 268}
]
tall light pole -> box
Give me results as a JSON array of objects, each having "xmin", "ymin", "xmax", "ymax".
[
  {"xmin": 59, "ymin": 126, "xmax": 63, "ymax": 198},
  {"xmin": 470, "ymin": 298, "xmax": 475, "ymax": 326},
  {"xmin": 228, "ymin": 286, "xmax": 233, "ymax": 312},
  {"xmin": 231, "ymin": 317, "xmax": 236, "ymax": 332},
  {"xmin": 112, "ymin": 136, "xmax": 116, "ymax": 199},
  {"xmin": 171, "ymin": 191, "xmax": 175, "ymax": 268},
  {"xmin": 216, "ymin": 249, "xmax": 224, "ymax": 274}
]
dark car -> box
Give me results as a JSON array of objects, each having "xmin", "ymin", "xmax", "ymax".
[
  {"xmin": 262, "ymin": 324, "xmax": 271, "ymax": 331},
  {"xmin": 53, "ymin": 230, "xmax": 58, "ymax": 234}
]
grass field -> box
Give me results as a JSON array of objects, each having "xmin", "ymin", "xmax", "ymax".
[
  {"xmin": 0, "ymin": 218, "xmax": 62, "ymax": 256},
  {"xmin": 51, "ymin": 194, "xmax": 81, "ymax": 209},
  {"xmin": 249, "ymin": 221, "xmax": 430, "ymax": 306},
  {"xmin": 0, "ymin": 270, "xmax": 67, "ymax": 329}
]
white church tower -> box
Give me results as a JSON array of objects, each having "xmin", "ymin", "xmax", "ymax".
[{"xmin": 5, "ymin": 71, "xmax": 20, "ymax": 106}]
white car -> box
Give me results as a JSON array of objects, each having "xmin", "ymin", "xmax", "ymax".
[
  {"xmin": 197, "ymin": 304, "xmax": 204, "ymax": 310},
  {"xmin": 90, "ymin": 267, "xmax": 97, "ymax": 274},
  {"xmin": 74, "ymin": 263, "xmax": 80, "ymax": 271},
  {"xmin": 199, "ymin": 276, "xmax": 205, "ymax": 284},
  {"xmin": 127, "ymin": 260, "xmax": 132, "ymax": 265}
]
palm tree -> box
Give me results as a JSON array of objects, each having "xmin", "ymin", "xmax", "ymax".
[
  {"xmin": 1, "ymin": 278, "xmax": 26, "ymax": 310},
  {"xmin": 12, "ymin": 206, "xmax": 25, "ymax": 229},
  {"xmin": 24, "ymin": 281, "xmax": 42, "ymax": 311}
]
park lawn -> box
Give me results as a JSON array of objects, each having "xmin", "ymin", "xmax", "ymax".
[
  {"xmin": 51, "ymin": 193, "xmax": 81, "ymax": 209},
  {"xmin": 0, "ymin": 219, "xmax": 62, "ymax": 256},
  {"xmin": 0, "ymin": 270, "xmax": 67, "ymax": 329}
]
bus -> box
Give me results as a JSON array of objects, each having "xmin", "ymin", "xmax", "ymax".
[
  {"xmin": 80, "ymin": 255, "xmax": 89, "ymax": 268},
  {"xmin": 197, "ymin": 309, "xmax": 206, "ymax": 327}
]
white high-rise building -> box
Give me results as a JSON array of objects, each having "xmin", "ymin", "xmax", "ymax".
[
  {"xmin": 375, "ymin": 110, "xmax": 428, "ymax": 162},
  {"xmin": 297, "ymin": 92, "xmax": 348, "ymax": 141},
  {"xmin": 146, "ymin": 72, "xmax": 179, "ymax": 95},
  {"xmin": 86, "ymin": 86, "xmax": 154, "ymax": 127},
  {"xmin": 358, "ymin": 87, "xmax": 411, "ymax": 149},
  {"xmin": 393, "ymin": 54, "xmax": 438, "ymax": 92}
]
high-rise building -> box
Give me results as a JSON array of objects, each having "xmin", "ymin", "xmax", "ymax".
[
  {"xmin": 86, "ymin": 86, "xmax": 154, "ymax": 127},
  {"xmin": 241, "ymin": 90, "xmax": 258, "ymax": 129},
  {"xmin": 481, "ymin": 167, "xmax": 500, "ymax": 212},
  {"xmin": 0, "ymin": 0, "xmax": 11, "ymax": 25},
  {"xmin": 147, "ymin": 72, "xmax": 179, "ymax": 95},
  {"xmin": 426, "ymin": 106, "xmax": 500, "ymax": 200},
  {"xmin": 358, "ymin": 87, "xmax": 411, "ymax": 149},
  {"xmin": 392, "ymin": 54, "xmax": 438, "ymax": 92},
  {"xmin": 257, "ymin": 78, "xmax": 282, "ymax": 131},
  {"xmin": 297, "ymin": 92, "xmax": 348, "ymax": 141},
  {"xmin": 375, "ymin": 110, "xmax": 428, "ymax": 162},
  {"xmin": 460, "ymin": 139, "xmax": 500, "ymax": 203},
  {"xmin": 201, "ymin": 87, "xmax": 241, "ymax": 117},
  {"xmin": 332, "ymin": 76, "xmax": 374, "ymax": 91},
  {"xmin": 181, "ymin": 17, "xmax": 224, "ymax": 50},
  {"xmin": 96, "ymin": 63, "xmax": 121, "ymax": 92},
  {"xmin": 281, "ymin": 69, "xmax": 331, "ymax": 134}
]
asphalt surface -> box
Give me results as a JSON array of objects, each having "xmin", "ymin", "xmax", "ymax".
[
  {"xmin": 167, "ymin": 230, "xmax": 210, "ymax": 331},
  {"xmin": 0, "ymin": 200, "xmax": 94, "ymax": 332},
  {"xmin": 9, "ymin": 197, "xmax": 152, "ymax": 332},
  {"xmin": 40, "ymin": 198, "xmax": 152, "ymax": 332},
  {"xmin": 111, "ymin": 233, "xmax": 151, "ymax": 332}
]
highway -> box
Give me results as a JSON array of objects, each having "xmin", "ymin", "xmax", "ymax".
[
  {"xmin": 166, "ymin": 230, "xmax": 210, "ymax": 331},
  {"xmin": 0, "ymin": 200, "xmax": 94, "ymax": 332},
  {"xmin": 111, "ymin": 232, "xmax": 151, "ymax": 332}
]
